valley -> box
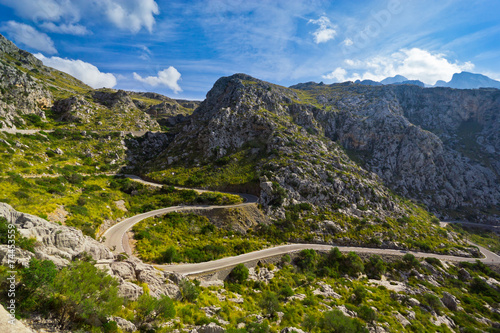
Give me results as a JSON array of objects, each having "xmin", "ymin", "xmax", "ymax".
[{"xmin": 0, "ymin": 32, "xmax": 499, "ymax": 333}]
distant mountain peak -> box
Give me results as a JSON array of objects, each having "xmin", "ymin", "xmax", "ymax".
[
  {"xmin": 381, "ymin": 75, "xmax": 408, "ymax": 85},
  {"xmin": 434, "ymin": 71, "xmax": 500, "ymax": 89}
]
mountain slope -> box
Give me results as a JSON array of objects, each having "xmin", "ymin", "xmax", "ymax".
[
  {"xmin": 0, "ymin": 34, "xmax": 194, "ymax": 131},
  {"xmin": 292, "ymin": 83, "xmax": 499, "ymax": 222},
  {"xmin": 143, "ymin": 75, "xmax": 498, "ymax": 224}
]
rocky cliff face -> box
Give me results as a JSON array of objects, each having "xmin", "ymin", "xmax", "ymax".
[
  {"xmin": 300, "ymin": 83, "xmax": 499, "ymax": 222},
  {"xmin": 147, "ymin": 75, "xmax": 498, "ymax": 223},
  {"xmin": 147, "ymin": 74, "xmax": 408, "ymax": 222},
  {"xmin": 0, "ymin": 34, "xmax": 53, "ymax": 128},
  {"xmin": 0, "ymin": 34, "xmax": 165, "ymax": 131}
]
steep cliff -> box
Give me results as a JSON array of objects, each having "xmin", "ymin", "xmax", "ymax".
[
  {"xmin": 145, "ymin": 75, "xmax": 498, "ymax": 224},
  {"xmin": 299, "ymin": 83, "xmax": 499, "ymax": 222}
]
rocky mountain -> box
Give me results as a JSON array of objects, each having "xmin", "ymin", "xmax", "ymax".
[
  {"xmin": 143, "ymin": 74, "xmax": 411, "ymax": 224},
  {"xmin": 354, "ymin": 79, "xmax": 383, "ymax": 86},
  {"xmin": 380, "ymin": 75, "xmax": 408, "ymax": 85},
  {"xmin": 356, "ymin": 75, "xmax": 424, "ymax": 88},
  {"xmin": 0, "ymin": 34, "xmax": 53, "ymax": 128},
  {"xmin": 434, "ymin": 71, "xmax": 500, "ymax": 89},
  {"xmin": 141, "ymin": 74, "xmax": 498, "ymax": 223},
  {"xmin": 292, "ymin": 82, "xmax": 499, "ymax": 223},
  {"xmin": 0, "ymin": 33, "xmax": 198, "ymax": 131}
]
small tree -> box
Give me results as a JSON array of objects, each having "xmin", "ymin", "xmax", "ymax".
[
  {"xmin": 162, "ymin": 246, "xmax": 178, "ymax": 263},
  {"xmin": 343, "ymin": 252, "xmax": 364, "ymax": 276},
  {"xmin": 364, "ymin": 255, "xmax": 386, "ymax": 280},
  {"xmin": 179, "ymin": 279, "xmax": 200, "ymax": 302},
  {"xmin": 351, "ymin": 286, "xmax": 367, "ymax": 305},
  {"xmin": 357, "ymin": 305, "xmax": 377, "ymax": 324},
  {"xmin": 52, "ymin": 260, "xmax": 122, "ymax": 328},
  {"xmin": 259, "ymin": 291, "xmax": 281, "ymax": 317},
  {"xmin": 279, "ymin": 285, "xmax": 294, "ymax": 300},
  {"xmin": 229, "ymin": 264, "xmax": 249, "ymax": 284},
  {"xmin": 19, "ymin": 258, "xmax": 57, "ymax": 311},
  {"xmin": 135, "ymin": 293, "xmax": 175, "ymax": 329},
  {"xmin": 21, "ymin": 258, "xmax": 57, "ymax": 294},
  {"xmin": 423, "ymin": 293, "xmax": 443, "ymax": 314},
  {"xmin": 295, "ymin": 249, "xmax": 317, "ymax": 272},
  {"xmin": 403, "ymin": 253, "xmax": 420, "ymax": 268}
]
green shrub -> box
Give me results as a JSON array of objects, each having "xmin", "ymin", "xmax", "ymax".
[
  {"xmin": 259, "ymin": 291, "xmax": 281, "ymax": 317},
  {"xmin": 351, "ymin": 286, "xmax": 367, "ymax": 305},
  {"xmin": 356, "ymin": 305, "xmax": 377, "ymax": 323},
  {"xmin": 179, "ymin": 279, "xmax": 200, "ymax": 303},
  {"xmin": 423, "ymin": 293, "xmax": 443, "ymax": 314},
  {"xmin": 402, "ymin": 253, "xmax": 420, "ymax": 268},
  {"xmin": 52, "ymin": 260, "xmax": 122, "ymax": 329},
  {"xmin": 295, "ymin": 249, "xmax": 317, "ymax": 272},
  {"xmin": 229, "ymin": 264, "xmax": 249, "ymax": 284},
  {"xmin": 135, "ymin": 293, "xmax": 175, "ymax": 329},
  {"xmin": 343, "ymin": 252, "xmax": 364, "ymax": 276},
  {"xmin": 319, "ymin": 310, "xmax": 368, "ymax": 332},
  {"xmin": 425, "ymin": 257, "xmax": 442, "ymax": 267},
  {"xmin": 162, "ymin": 246, "xmax": 179, "ymax": 263}
]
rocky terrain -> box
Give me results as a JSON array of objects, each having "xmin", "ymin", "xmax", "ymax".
[
  {"xmin": 144, "ymin": 74, "xmax": 407, "ymax": 222},
  {"xmin": 0, "ymin": 35, "xmax": 53, "ymax": 128},
  {"xmin": 1, "ymin": 33, "xmax": 499, "ymax": 332},
  {"xmin": 0, "ymin": 33, "xmax": 191, "ymax": 131},
  {"xmin": 300, "ymin": 83, "xmax": 499, "ymax": 222},
  {"xmin": 0, "ymin": 202, "xmax": 181, "ymax": 301},
  {"xmin": 142, "ymin": 74, "xmax": 499, "ymax": 224}
]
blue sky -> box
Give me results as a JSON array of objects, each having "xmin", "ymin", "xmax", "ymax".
[{"xmin": 0, "ymin": 0, "xmax": 499, "ymax": 100}]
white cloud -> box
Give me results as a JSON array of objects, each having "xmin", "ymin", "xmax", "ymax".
[
  {"xmin": 39, "ymin": 22, "xmax": 90, "ymax": 35},
  {"xmin": 0, "ymin": 0, "xmax": 79, "ymax": 22},
  {"xmin": 0, "ymin": 21, "xmax": 57, "ymax": 54},
  {"xmin": 133, "ymin": 67, "xmax": 182, "ymax": 93},
  {"xmin": 34, "ymin": 53, "xmax": 117, "ymax": 88},
  {"xmin": 342, "ymin": 38, "xmax": 353, "ymax": 46},
  {"xmin": 322, "ymin": 67, "xmax": 347, "ymax": 81},
  {"xmin": 103, "ymin": 0, "xmax": 159, "ymax": 33},
  {"xmin": 308, "ymin": 16, "xmax": 337, "ymax": 44},
  {"xmin": 0, "ymin": 0, "xmax": 159, "ymax": 33},
  {"xmin": 323, "ymin": 48, "xmax": 475, "ymax": 84}
]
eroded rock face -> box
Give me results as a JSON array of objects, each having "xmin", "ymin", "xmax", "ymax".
[
  {"xmin": 309, "ymin": 84, "xmax": 499, "ymax": 223},
  {"xmin": 0, "ymin": 203, "xmax": 181, "ymax": 301},
  {"xmin": 0, "ymin": 245, "xmax": 34, "ymax": 267},
  {"xmin": 52, "ymin": 96, "xmax": 93, "ymax": 123},
  {"xmin": 0, "ymin": 34, "xmax": 52, "ymax": 128},
  {"xmin": 149, "ymin": 74, "xmax": 405, "ymax": 223},
  {"xmin": 0, "ymin": 202, "xmax": 114, "ymax": 266}
]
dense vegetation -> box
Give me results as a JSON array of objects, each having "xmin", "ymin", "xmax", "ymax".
[
  {"xmin": 133, "ymin": 212, "xmax": 270, "ymax": 263},
  {"xmin": 0, "ymin": 174, "xmax": 241, "ymax": 238},
  {"xmin": 0, "ymin": 257, "xmax": 175, "ymax": 331},
  {"xmin": 172, "ymin": 248, "xmax": 500, "ymax": 332},
  {"xmin": 0, "ymin": 130, "xmax": 127, "ymax": 176}
]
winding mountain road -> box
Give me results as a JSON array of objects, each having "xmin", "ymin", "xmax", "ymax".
[{"xmin": 99, "ymin": 175, "xmax": 500, "ymax": 276}]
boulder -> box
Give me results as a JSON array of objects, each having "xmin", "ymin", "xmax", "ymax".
[
  {"xmin": 110, "ymin": 261, "xmax": 136, "ymax": 280},
  {"xmin": 0, "ymin": 202, "xmax": 114, "ymax": 266},
  {"xmin": 198, "ymin": 322, "xmax": 225, "ymax": 333},
  {"xmin": 313, "ymin": 281, "xmax": 342, "ymax": 299},
  {"xmin": 393, "ymin": 312, "xmax": 410, "ymax": 327},
  {"xmin": 118, "ymin": 281, "xmax": 143, "ymax": 301},
  {"xmin": 109, "ymin": 316, "xmax": 136, "ymax": 333},
  {"xmin": 441, "ymin": 292, "xmax": 459, "ymax": 311},
  {"xmin": 281, "ymin": 328, "xmax": 306, "ymax": 333},
  {"xmin": 0, "ymin": 245, "xmax": 34, "ymax": 267}
]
